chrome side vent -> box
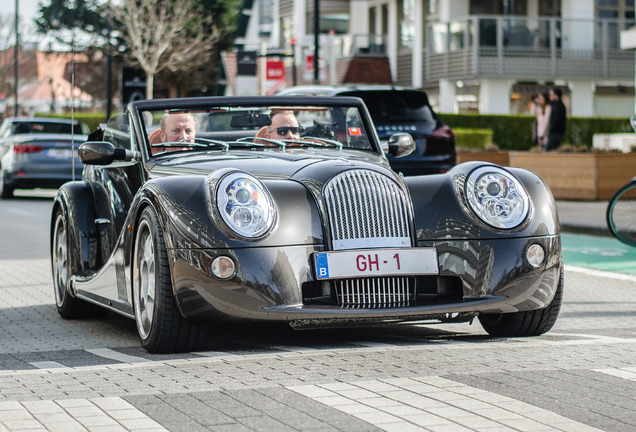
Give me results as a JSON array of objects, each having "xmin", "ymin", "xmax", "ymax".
[{"xmin": 323, "ymin": 170, "xmax": 411, "ymax": 250}]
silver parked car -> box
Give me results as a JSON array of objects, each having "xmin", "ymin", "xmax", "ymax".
[
  {"xmin": 0, "ymin": 117, "xmax": 89, "ymax": 138},
  {"xmin": 0, "ymin": 133, "xmax": 86, "ymax": 198}
]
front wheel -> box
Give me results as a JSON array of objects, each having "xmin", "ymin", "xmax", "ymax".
[
  {"xmin": 52, "ymin": 207, "xmax": 102, "ymax": 318},
  {"xmin": 133, "ymin": 206, "xmax": 207, "ymax": 353},
  {"xmin": 606, "ymin": 180, "xmax": 636, "ymax": 247},
  {"xmin": 0, "ymin": 169, "xmax": 14, "ymax": 199},
  {"xmin": 479, "ymin": 269, "xmax": 563, "ymax": 337}
]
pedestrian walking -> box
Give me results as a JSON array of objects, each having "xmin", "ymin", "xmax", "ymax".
[
  {"xmin": 545, "ymin": 88, "xmax": 567, "ymax": 151},
  {"xmin": 531, "ymin": 92, "xmax": 551, "ymax": 149}
]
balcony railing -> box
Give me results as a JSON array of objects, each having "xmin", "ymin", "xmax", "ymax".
[{"xmin": 425, "ymin": 15, "xmax": 635, "ymax": 81}]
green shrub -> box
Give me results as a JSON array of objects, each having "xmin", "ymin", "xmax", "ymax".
[
  {"xmin": 454, "ymin": 128, "xmax": 493, "ymax": 150},
  {"xmin": 439, "ymin": 113, "xmax": 632, "ymax": 150}
]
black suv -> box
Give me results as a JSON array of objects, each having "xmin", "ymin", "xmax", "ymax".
[{"xmin": 277, "ymin": 85, "xmax": 456, "ymax": 175}]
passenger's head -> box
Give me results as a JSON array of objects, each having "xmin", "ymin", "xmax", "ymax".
[
  {"xmin": 265, "ymin": 110, "xmax": 301, "ymax": 140},
  {"xmin": 549, "ymin": 88, "xmax": 562, "ymax": 101},
  {"xmin": 160, "ymin": 113, "xmax": 196, "ymax": 143}
]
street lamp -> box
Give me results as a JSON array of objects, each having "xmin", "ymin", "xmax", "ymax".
[
  {"xmin": 313, "ymin": 0, "xmax": 319, "ymax": 84},
  {"xmin": 14, "ymin": 0, "xmax": 19, "ymax": 116}
]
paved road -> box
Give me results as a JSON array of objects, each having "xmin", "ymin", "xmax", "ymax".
[{"xmin": 0, "ymin": 191, "xmax": 635, "ymax": 432}]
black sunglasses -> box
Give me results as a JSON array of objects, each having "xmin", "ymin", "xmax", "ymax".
[{"xmin": 270, "ymin": 126, "xmax": 302, "ymax": 136}]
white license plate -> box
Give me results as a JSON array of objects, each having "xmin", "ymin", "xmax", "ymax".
[
  {"xmin": 314, "ymin": 248, "xmax": 438, "ymax": 280},
  {"xmin": 48, "ymin": 148, "xmax": 74, "ymax": 158}
]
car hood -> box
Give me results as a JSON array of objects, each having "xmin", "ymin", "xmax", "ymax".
[{"xmin": 148, "ymin": 148, "xmax": 394, "ymax": 182}]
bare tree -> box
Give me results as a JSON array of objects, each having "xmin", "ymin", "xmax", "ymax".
[{"xmin": 112, "ymin": 0, "xmax": 222, "ymax": 99}]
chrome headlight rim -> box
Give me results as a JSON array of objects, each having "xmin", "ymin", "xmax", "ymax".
[
  {"xmin": 215, "ymin": 171, "xmax": 276, "ymax": 239},
  {"xmin": 465, "ymin": 166, "xmax": 530, "ymax": 229}
]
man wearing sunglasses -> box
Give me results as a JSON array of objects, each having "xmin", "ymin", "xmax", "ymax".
[{"xmin": 264, "ymin": 110, "xmax": 301, "ymax": 140}]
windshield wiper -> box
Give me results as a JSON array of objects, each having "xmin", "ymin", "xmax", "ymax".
[
  {"xmin": 152, "ymin": 138, "xmax": 229, "ymax": 151},
  {"xmin": 294, "ymin": 137, "xmax": 343, "ymax": 150},
  {"xmin": 236, "ymin": 136, "xmax": 286, "ymax": 148}
]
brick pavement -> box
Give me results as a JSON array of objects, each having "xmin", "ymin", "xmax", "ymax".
[{"xmin": 0, "ymin": 197, "xmax": 635, "ymax": 431}]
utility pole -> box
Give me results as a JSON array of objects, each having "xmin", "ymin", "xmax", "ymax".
[
  {"xmin": 313, "ymin": 0, "xmax": 320, "ymax": 84},
  {"xmin": 14, "ymin": 0, "xmax": 19, "ymax": 116}
]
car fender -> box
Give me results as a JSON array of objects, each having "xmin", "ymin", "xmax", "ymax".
[
  {"xmin": 404, "ymin": 162, "xmax": 560, "ymax": 240},
  {"xmin": 135, "ymin": 174, "xmax": 325, "ymax": 252},
  {"xmin": 52, "ymin": 182, "xmax": 101, "ymax": 276}
]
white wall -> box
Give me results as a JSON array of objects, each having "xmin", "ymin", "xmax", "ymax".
[
  {"xmin": 438, "ymin": 79, "xmax": 456, "ymax": 113},
  {"xmin": 569, "ymin": 80, "xmax": 595, "ymax": 117},
  {"xmin": 479, "ymin": 79, "xmax": 511, "ymax": 115},
  {"xmin": 561, "ymin": 0, "xmax": 595, "ymax": 52},
  {"xmin": 439, "ymin": 0, "xmax": 469, "ymax": 21}
]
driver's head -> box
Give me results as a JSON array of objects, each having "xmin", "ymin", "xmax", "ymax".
[
  {"xmin": 266, "ymin": 110, "xmax": 301, "ymax": 140},
  {"xmin": 160, "ymin": 113, "xmax": 196, "ymax": 143}
]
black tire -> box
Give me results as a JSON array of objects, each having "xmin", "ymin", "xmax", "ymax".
[
  {"xmin": 0, "ymin": 170, "xmax": 14, "ymax": 199},
  {"xmin": 52, "ymin": 207, "xmax": 104, "ymax": 318},
  {"xmin": 606, "ymin": 180, "xmax": 636, "ymax": 247},
  {"xmin": 133, "ymin": 206, "xmax": 207, "ymax": 353},
  {"xmin": 479, "ymin": 269, "xmax": 563, "ymax": 337}
]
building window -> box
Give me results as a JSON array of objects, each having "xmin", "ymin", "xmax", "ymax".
[
  {"xmin": 597, "ymin": 0, "xmax": 635, "ymax": 19},
  {"xmin": 596, "ymin": 0, "xmax": 636, "ymax": 49},
  {"xmin": 539, "ymin": 0, "xmax": 561, "ymax": 16},
  {"xmin": 470, "ymin": 0, "xmax": 527, "ymax": 15},
  {"xmin": 400, "ymin": 0, "xmax": 415, "ymax": 49},
  {"xmin": 370, "ymin": 6, "xmax": 377, "ymax": 34}
]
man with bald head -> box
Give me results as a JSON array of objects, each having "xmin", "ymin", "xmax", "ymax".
[{"xmin": 160, "ymin": 113, "xmax": 196, "ymax": 143}]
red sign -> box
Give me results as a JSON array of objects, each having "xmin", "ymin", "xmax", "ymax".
[{"xmin": 266, "ymin": 60, "xmax": 285, "ymax": 80}]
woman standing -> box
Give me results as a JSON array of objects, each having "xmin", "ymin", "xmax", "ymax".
[{"xmin": 531, "ymin": 93, "xmax": 551, "ymax": 149}]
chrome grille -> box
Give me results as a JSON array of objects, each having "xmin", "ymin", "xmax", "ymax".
[
  {"xmin": 336, "ymin": 277, "xmax": 414, "ymax": 307},
  {"xmin": 323, "ymin": 170, "xmax": 415, "ymax": 308},
  {"xmin": 323, "ymin": 170, "xmax": 411, "ymax": 250}
]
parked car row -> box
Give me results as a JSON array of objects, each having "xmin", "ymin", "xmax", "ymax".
[{"xmin": 0, "ymin": 117, "xmax": 87, "ymax": 198}]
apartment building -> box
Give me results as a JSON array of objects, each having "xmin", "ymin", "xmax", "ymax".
[{"xmin": 234, "ymin": 0, "xmax": 636, "ymax": 117}]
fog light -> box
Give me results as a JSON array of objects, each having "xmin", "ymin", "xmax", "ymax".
[
  {"xmin": 211, "ymin": 256, "xmax": 236, "ymax": 279},
  {"xmin": 526, "ymin": 244, "xmax": 545, "ymax": 268}
]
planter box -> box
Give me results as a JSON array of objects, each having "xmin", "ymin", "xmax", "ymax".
[
  {"xmin": 457, "ymin": 151, "xmax": 510, "ymax": 166},
  {"xmin": 508, "ymin": 152, "xmax": 636, "ymax": 200}
]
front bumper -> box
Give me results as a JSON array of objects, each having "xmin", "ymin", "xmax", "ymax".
[{"xmin": 170, "ymin": 234, "xmax": 561, "ymax": 325}]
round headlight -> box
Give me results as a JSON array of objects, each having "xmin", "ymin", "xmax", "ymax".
[
  {"xmin": 465, "ymin": 166, "xmax": 530, "ymax": 229},
  {"xmin": 216, "ymin": 172, "xmax": 275, "ymax": 238}
]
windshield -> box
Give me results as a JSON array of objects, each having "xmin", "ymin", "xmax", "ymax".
[{"xmin": 139, "ymin": 103, "xmax": 373, "ymax": 156}]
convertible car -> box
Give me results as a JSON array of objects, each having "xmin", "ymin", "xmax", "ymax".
[{"xmin": 51, "ymin": 96, "xmax": 563, "ymax": 353}]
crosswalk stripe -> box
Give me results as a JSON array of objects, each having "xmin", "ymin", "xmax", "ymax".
[
  {"xmin": 29, "ymin": 361, "xmax": 69, "ymax": 369},
  {"xmin": 85, "ymin": 348, "xmax": 151, "ymax": 364}
]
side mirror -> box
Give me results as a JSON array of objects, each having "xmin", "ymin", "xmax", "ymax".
[
  {"xmin": 78, "ymin": 142, "xmax": 137, "ymax": 165},
  {"xmin": 384, "ymin": 133, "xmax": 415, "ymax": 158}
]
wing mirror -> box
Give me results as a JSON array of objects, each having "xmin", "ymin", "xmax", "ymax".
[
  {"xmin": 78, "ymin": 142, "xmax": 138, "ymax": 165},
  {"xmin": 383, "ymin": 133, "xmax": 415, "ymax": 158}
]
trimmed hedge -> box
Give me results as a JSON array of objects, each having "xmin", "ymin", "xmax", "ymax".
[
  {"xmin": 439, "ymin": 113, "xmax": 632, "ymax": 150},
  {"xmin": 33, "ymin": 111, "xmax": 634, "ymax": 150},
  {"xmin": 454, "ymin": 128, "xmax": 493, "ymax": 150}
]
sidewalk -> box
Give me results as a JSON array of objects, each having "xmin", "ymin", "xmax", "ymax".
[{"xmin": 556, "ymin": 200, "xmax": 610, "ymax": 236}]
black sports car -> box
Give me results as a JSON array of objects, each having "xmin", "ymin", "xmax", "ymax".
[{"xmin": 51, "ymin": 96, "xmax": 563, "ymax": 353}]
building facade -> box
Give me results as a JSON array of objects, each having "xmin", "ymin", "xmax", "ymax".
[{"xmin": 230, "ymin": 0, "xmax": 635, "ymax": 117}]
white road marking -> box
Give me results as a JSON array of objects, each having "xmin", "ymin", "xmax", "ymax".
[
  {"xmin": 86, "ymin": 348, "xmax": 151, "ymax": 364},
  {"xmin": 565, "ymin": 264, "xmax": 636, "ymax": 282},
  {"xmin": 0, "ymin": 397, "xmax": 167, "ymax": 431},
  {"xmin": 288, "ymin": 377, "xmax": 605, "ymax": 432},
  {"xmin": 29, "ymin": 361, "xmax": 69, "ymax": 369}
]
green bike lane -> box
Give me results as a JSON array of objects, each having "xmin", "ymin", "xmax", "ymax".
[{"xmin": 562, "ymin": 232, "xmax": 636, "ymax": 276}]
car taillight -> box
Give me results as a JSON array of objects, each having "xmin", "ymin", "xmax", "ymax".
[
  {"xmin": 14, "ymin": 144, "xmax": 45, "ymax": 154},
  {"xmin": 432, "ymin": 126, "xmax": 454, "ymax": 140}
]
